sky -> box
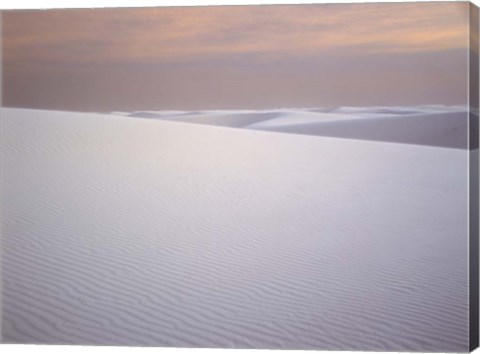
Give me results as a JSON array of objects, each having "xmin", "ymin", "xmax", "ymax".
[{"xmin": 1, "ymin": 2, "xmax": 471, "ymax": 111}]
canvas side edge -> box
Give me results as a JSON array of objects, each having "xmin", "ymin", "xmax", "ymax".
[{"xmin": 469, "ymin": 2, "xmax": 479, "ymax": 352}]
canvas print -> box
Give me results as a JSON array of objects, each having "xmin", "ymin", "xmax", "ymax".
[{"xmin": 1, "ymin": 1, "xmax": 479, "ymax": 352}]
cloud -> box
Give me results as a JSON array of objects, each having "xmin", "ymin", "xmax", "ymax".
[
  {"xmin": 2, "ymin": 3, "xmax": 470, "ymax": 111},
  {"xmin": 2, "ymin": 2, "xmax": 469, "ymax": 67}
]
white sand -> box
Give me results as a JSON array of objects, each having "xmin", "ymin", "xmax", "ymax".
[
  {"xmin": 248, "ymin": 111, "xmax": 468, "ymax": 149},
  {"xmin": 1, "ymin": 108, "xmax": 469, "ymax": 351},
  {"xmin": 115, "ymin": 106, "xmax": 468, "ymax": 149}
]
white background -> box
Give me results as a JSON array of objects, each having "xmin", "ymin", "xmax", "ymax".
[{"xmin": 1, "ymin": 0, "xmax": 479, "ymax": 354}]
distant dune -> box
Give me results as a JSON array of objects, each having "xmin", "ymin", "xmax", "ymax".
[
  {"xmin": 111, "ymin": 106, "xmax": 468, "ymax": 149},
  {"xmin": 141, "ymin": 111, "xmax": 282, "ymax": 128},
  {"xmin": 248, "ymin": 111, "xmax": 468, "ymax": 149},
  {"xmin": 1, "ymin": 108, "xmax": 469, "ymax": 351}
]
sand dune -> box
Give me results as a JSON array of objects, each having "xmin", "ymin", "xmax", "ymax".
[
  {"xmin": 320, "ymin": 104, "xmax": 466, "ymax": 115},
  {"xmin": 122, "ymin": 109, "xmax": 343, "ymax": 128},
  {"xmin": 112, "ymin": 106, "xmax": 468, "ymax": 149},
  {"xmin": 140, "ymin": 111, "xmax": 281, "ymax": 128},
  {"xmin": 248, "ymin": 111, "xmax": 468, "ymax": 149},
  {"xmin": 1, "ymin": 108, "xmax": 469, "ymax": 351}
]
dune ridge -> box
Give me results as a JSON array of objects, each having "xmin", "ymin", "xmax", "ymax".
[
  {"xmin": 108, "ymin": 105, "xmax": 468, "ymax": 149},
  {"xmin": 1, "ymin": 108, "xmax": 469, "ymax": 351},
  {"xmin": 248, "ymin": 111, "xmax": 468, "ymax": 149}
]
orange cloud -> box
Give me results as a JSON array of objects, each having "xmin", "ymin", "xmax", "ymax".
[{"xmin": 2, "ymin": 2, "xmax": 469, "ymax": 67}]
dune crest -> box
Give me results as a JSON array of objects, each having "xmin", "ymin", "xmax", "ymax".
[{"xmin": 109, "ymin": 105, "xmax": 468, "ymax": 149}]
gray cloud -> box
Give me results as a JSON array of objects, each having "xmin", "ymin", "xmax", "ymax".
[{"xmin": 2, "ymin": 3, "xmax": 470, "ymax": 111}]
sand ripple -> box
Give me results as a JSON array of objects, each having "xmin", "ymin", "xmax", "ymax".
[{"xmin": 1, "ymin": 108, "xmax": 470, "ymax": 351}]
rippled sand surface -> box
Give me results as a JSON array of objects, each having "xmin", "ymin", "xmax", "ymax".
[{"xmin": 1, "ymin": 108, "xmax": 469, "ymax": 351}]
